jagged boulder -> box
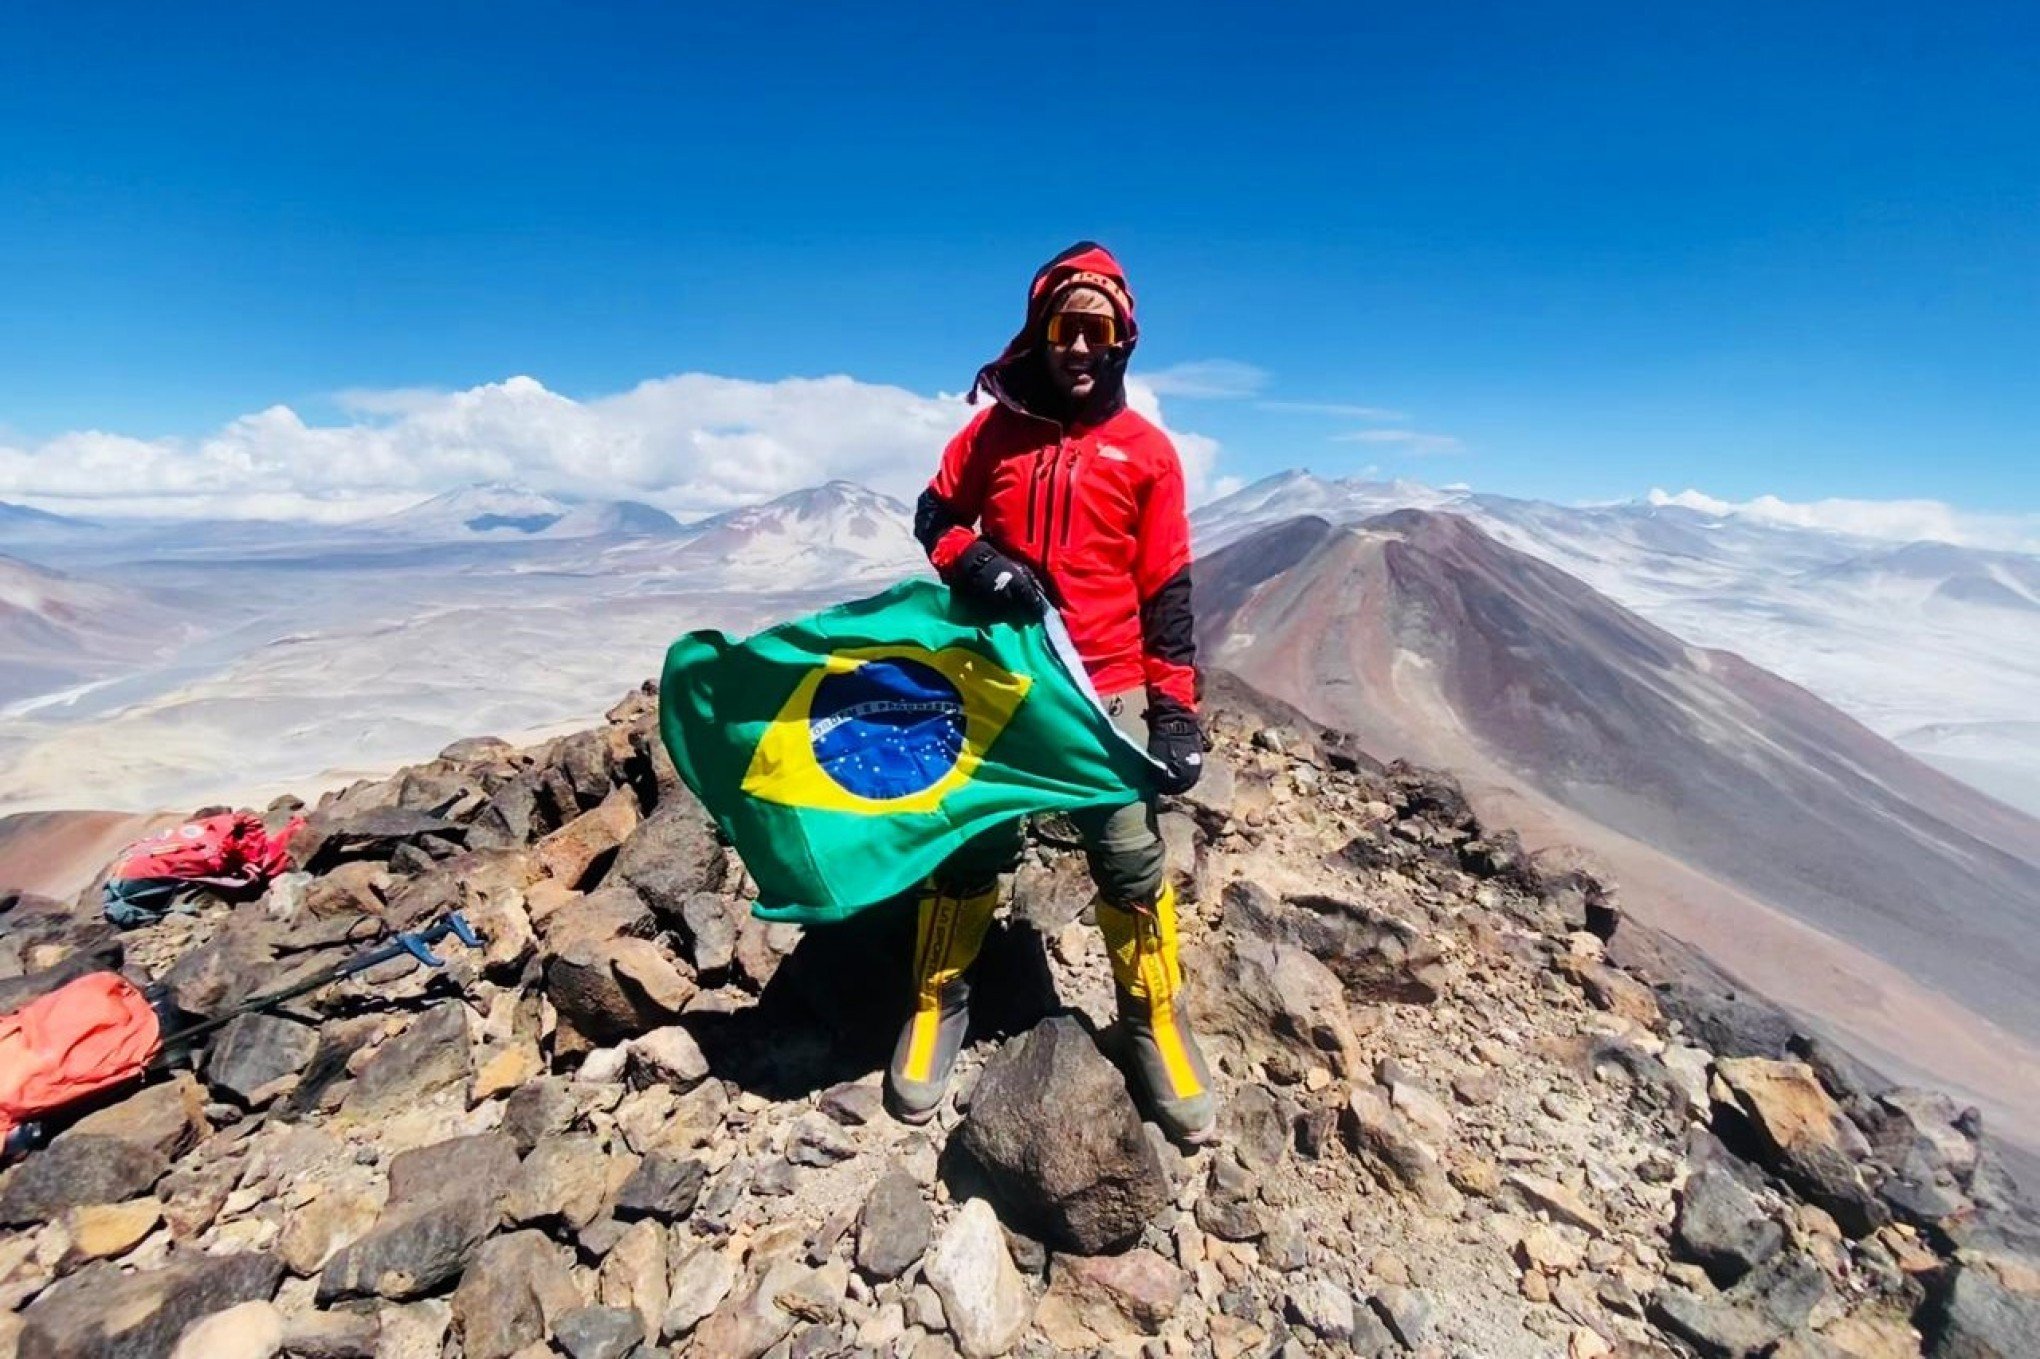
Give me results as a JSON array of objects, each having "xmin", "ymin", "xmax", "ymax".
[
  {"xmin": 539, "ymin": 884, "xmax": 655, "ymax": 955},
  {"xmin": 277, "ymin": 1308, "xmax": 381, "ymax": 1357},
  {"xmin": 339, "ymin": 1001, "xmax": 472, "ymax": 1116},
  {"xmin": 1010, "ymin": 850, "xmax": 1098, "ymax": 934},
  {"xmin": 545, "ymin": 937, "xmax": 694, "ymax": 1043},
  {"xmin": 1190, "ymin": 933, "xmax": 1361, "ymax": 1076},
  {"xmin": 503, "ymin": 1077, "xmax": 579, "ymax": 1154},
  {"xmin": 1923, "ymin": 1258, "xmax": 2040, "ymax": 1358},
  {"xmin": 1715, "ymin": 1057, "xmax": 1887, "ymax": 1237},
  {"xmin": 452, "ymin": 1230, "xmax": 583, "ymax": 1359},
  {"xmin": 1608, "ymin": 924, "xmax": 1799, "ymax": 1060},
  {"xmin": 299, "ymin": 806, "xmax": 466, "ymax": 873},
  {"xmin": 1221, "ymin": 882, "xmax": 1444, "ymax": 1002},
  {"xmin": 167, "ymin": 1300, "xmax": 284, "ymax": 1359},
  {"xmin": 664, "ymin": 1247, "xmax": 739, "ymax": 1341},
  {"xmin": 613, "ymin": 1152, "xmax": 706, "ymax": 1222},
  {"xmin": 690, "ymin": 1255, "xmax": 809, "ymax": 1359},
  {"xmin": 381, "ymin": 846, "xmax": 532, "ymax": 930},
  {"xmin": 318, "ymin": 1133, "xmax": 515, "ymax": 1302},
  {"xmin": 958, "ymin": 1016, "xmax": 1170, "ymax": 1254},
  {"xmin": 553, "ymin": 729, "xmax": 617, "ymax": 811},
  {"xmin": 680, "ymin": 892, "xmax": 740, "ymax": 974},
  {"xmin": 1650, "ymin": 1251, "xmax": 1835, "ymax": 1358},
  {"xmin": 610, "ymin": 793, "xmax": 726, "ymax": 917},
  {"xmin": 466, "ymin": 770, "xmax": 548, "ymax": 850},
  {"xmin": 204, "ymin": 1012, "xmax": 320, "ymax": 1106},
  {"xmin": 503, "ymin": 1134, "xmax": 613, "ymax": 1231},
  {"xmin": 555, "ymin": 1305, "xmax": 644, "ymax": 1359},
  {"xmin": 1870, "ymin": 1089, "xmax": 1978, "ymax": 1177},
  {"xmin": 854, "ymin": 1162, "xmax": 932, "ymax": 1280},
  {"xmin": 533, "ymin": 786, "xmax": 640, "ymax": 888},
  {"xmin": 60, "ymin": 1071, "xmax": 209, "ymax": 1159},
  {"xmin": 301, "ymin": 860, "xmax": 388, "ymax": 919},
  {"xmin": 926, "ymin": 1198, "xmax": 1034, "ymax": 1358},
  {"xmin": 20, "ymin": 1251, "xmax": 282, "ymax": 1359},
  {"xmin": 152, "ymin": 916, "xmax": 274, "ymax": 1018},
  {"xmin": 1674, "ymin": 1162, "xmax": 1785, "ymax": 1285},
  {"xmin": 1039, "ymin": 1247, "xmax": 1184, "ymax": 1344},
  {"xmin": 1343, "ymin": 1086, "xmax": 1459, "ymax": 1212},
  {"xmin": 0, "ymin": 1134, "xmax": 166, "ymax": 1225}
]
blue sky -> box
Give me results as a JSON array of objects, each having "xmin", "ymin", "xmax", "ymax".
[{"xmin": 2, "ymin": 2, "xmax": 2036, "ymax": 518}]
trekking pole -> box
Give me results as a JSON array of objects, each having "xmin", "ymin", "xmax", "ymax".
[
  {"xmin": 2, "ymin": 914, "xmax": 487, "ymax": 1160},
  {"xmin": 150, "ymin": 912, "xmax": 485, "ymax": 1059}
]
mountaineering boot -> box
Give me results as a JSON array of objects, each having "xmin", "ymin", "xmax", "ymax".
[
  {"xmin": 1097, "ymin": 882, "xmax": 1218, "ymax": 1144},
  {"xmin": 885, "ymin": 882, "xmax": 996, "ymax": 1124}
]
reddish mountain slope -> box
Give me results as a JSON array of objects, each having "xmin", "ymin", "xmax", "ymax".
[
  {"xmin": 1196, "ymin": 512, "xmax": 2040, "ymax": 1107},
  {"xmin": 0, "ymin": 553, "xmax": 159, "ymax": 705}
]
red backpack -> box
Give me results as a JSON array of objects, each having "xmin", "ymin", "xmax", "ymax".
[{"xmin": 0, "ymin": 973, "xmax": 162, "ymax": 1144}]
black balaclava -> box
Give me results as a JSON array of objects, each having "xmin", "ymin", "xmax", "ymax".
[{"xmin": 970, "ymin": 241, "xmax": 1140, "ymax": 428}]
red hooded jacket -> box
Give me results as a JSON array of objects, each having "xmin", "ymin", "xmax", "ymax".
[{"xmin": 917, "ymin": 243, "xmax": 1198, "ymax": 711}]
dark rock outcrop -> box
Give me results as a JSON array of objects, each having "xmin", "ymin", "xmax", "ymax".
[{"xmin": 958, "ymin": 1016, "xmax": 1170, "ymax": 1254}]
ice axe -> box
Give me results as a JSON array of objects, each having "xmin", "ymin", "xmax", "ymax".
[{"xmin": 150, "ymin": 910, "xmax": 486, "ymax": 1057}]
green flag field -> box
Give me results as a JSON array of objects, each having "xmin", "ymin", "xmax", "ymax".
[{"xmin": 658, "ymin": 579, "xmax": 1158, "ymax": 923}]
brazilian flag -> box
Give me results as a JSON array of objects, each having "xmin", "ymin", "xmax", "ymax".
[{"xmin": 658, "ymin": 579, "xmax": 1158, "ymax": 924}]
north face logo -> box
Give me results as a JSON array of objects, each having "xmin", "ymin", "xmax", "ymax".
[{"xmin": 1097, "ymin": 446, "xmax": 1130, "ymax": 462}]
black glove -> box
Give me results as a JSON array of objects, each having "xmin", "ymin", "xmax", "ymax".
[
  {"xmin": 948, "ymin": 539, "xmax": 1048, "ymax": 619},
  {"xmin": 1144, "ymin": 696, "xmax": 1206, "ymax": 795}
]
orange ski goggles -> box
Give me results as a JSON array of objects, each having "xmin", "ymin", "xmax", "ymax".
[{"xmin": 1044, "ymin": 312, "xmax": 1120, "ymax": 348}]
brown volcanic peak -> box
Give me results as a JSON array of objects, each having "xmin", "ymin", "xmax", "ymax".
[{"xmin": 1195, "ymin": 510, "xmax": 2040, "ymax": 1065}]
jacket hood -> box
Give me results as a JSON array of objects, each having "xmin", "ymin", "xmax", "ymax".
[{"xmin": 971, "ymin": 241, "xmax": 1139, "ymax": 424}]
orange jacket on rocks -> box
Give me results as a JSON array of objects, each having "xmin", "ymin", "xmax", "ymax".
[{"xmin": 915, "ymin": 243, "xmax": 1198, "ymax": 711}]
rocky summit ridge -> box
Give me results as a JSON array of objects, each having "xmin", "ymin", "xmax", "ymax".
[{"xmin": 0, "ymin": 673, "xmax": 2035, "ymax": 1359}]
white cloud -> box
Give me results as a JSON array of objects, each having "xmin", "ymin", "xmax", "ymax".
[
  {"xmin": 0, "ymin": 371, "xmax": 1232, "ymax": 521},
  {"xmin": 1138, "ymin": 360, "xmax": 1268, "ymax": 400},
  {"xmin": 17, "ymin": 490, "xmax": 430, "ymax": 524},
  {"xmin": 1648, "ymin": 488, "xmax": 2040, "ymax": 553},
  {"xmin": 1258, "ymin": 399, "xmax": 1410, "ymax": 421},
  {"xmin": 1333, "ymin": 428, "xmax": 1465, "ymax": 456},
  {"xmin": 330, "ymin": 386, "xmax": 454, "ymax": 418}
]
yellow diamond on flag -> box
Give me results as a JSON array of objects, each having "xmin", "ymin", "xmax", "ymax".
[{"xmin": 742, "ymin": 644, "xmax": 1033, "ymax": 815}]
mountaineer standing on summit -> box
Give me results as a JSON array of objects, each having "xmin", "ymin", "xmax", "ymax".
[{"xmin": 886, "ymin": 241, "xmax": 1218, "ymax": 1143}]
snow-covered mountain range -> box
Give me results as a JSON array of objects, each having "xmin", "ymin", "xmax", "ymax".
[
  {"xmin": 3, "ymin": 473, "xmax": 2036, "ymax": 818},
  {"xmin": 601, "ymin": 481, "xmax": 922, "ymax": 589},
  {"xmin": 362, "ymin": 483, "xmax": 683, "ymax": 540},
  {"xmin": 0, "ymin": 500, "xmax": 88, "ymax": 539},
  {"xmin": 0, "ymin": 482, "xmax": 927, "ymax": 813}
]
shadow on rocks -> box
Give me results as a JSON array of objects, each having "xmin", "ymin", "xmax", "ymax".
[{"xmin": 687, "ymin": 901, "xmax": 1062, "ymax": 1104}]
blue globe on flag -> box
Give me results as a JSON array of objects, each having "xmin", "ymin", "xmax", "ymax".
[{"xmin": 809, "ymin": 658, "xmax": 967, "ymax": 801}]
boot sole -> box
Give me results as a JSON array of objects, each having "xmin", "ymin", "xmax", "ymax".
[
  {"xmin": 888, "ymin": 1104, "xmax": 939, "ymax": 1127},
  {"xmin": 882, "ymin": 1083, "xmax": 944, "ymax": 1126}
]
